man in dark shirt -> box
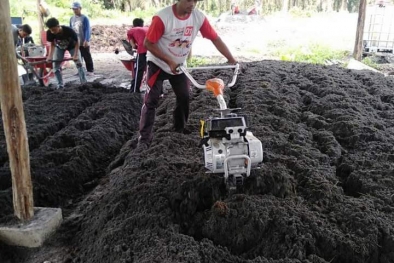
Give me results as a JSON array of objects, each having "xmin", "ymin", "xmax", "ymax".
[{"xmin": 45, "ymin": 17, "xmax": 87, "ymax": 89}]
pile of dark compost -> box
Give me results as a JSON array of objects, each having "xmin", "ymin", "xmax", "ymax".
[
  {"xmin": 0, "ymin": 83, "xmax": 141, "ymax": 220},
  {"xmin": 90, "ymin": 25, "xmax": 132, "ymax": 53},
  {"xmin": 1, "ymin": 60, "xmax": 394, "ymax": 263}
]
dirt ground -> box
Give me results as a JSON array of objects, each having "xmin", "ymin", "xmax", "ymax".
[{"xmin": 1, "ymin": 12, "xmax": 394, "ymax": 263}]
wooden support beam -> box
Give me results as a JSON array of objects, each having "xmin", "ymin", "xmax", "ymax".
[
  {"xmin": 0, "ymin": 0, "xmax": 34, "ymax": 221},
  {"xmin": 353, "ymin": 0, "xmax": 367, "ymax": 61},
  {"xmin": 37, "ymin": 0, "xmax": 45, "ymax": 45}
]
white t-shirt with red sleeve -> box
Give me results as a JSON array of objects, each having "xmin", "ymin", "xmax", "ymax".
[{"xmin": 146, "ymin": 4, "xmax": 218, "ymax": 74}]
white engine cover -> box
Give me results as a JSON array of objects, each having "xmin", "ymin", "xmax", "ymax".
[
  {"xmin": 203, "ymin": 131, "xmax": 263, "ymax": 175},
  {"xmin": 245, "ymin": 131, "xmax": 263, "ymax": 165}
]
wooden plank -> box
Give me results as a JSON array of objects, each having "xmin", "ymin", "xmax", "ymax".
[{"xmin": 0, "ymin": 0, "xmax": 34, "ymax": 221}]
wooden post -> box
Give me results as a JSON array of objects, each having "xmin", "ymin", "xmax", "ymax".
[
  {"xmin": 353, "ymin": 0, "xmax": 367, "ymax": 61},
  {"xmin": 0, "ymin": 0, "xmax": 34, "ymax": 221},
  {"xmin": 37, "ymin": 0, "xmax": 45, "ymax": 45}
]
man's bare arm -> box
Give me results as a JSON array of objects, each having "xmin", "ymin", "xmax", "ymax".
[
  {"xmin": 47, "ymin": 42, "xmax": 55, "ymax": 61},
  {"xmin": 129, "ymin": 39, "xmax": 137, "ymax": 49},
  {"xmin": 144, "ymin": 38, "xmax": 172, "ymax": 64},
  {"xmin": 144, "ymin": 38, "xmax": 178, "ymax": 73},
  {"xmin": 211, "ymin": 36, "xmax": 237, "ymax": 64},
  {"xmin": 73, "ymin": 41, "xmax": 80, "ymax": 60}
]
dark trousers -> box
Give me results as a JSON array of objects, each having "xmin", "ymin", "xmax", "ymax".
[
  {"xmin": 80, "ymin": 46, "xmax": 94, "ymax": 72},
  {"xmin": 139, "ymin": 61, "xmax": 190, "ymax": 144},
  {"xmin": 131, "ymin": 52, "xmax": 147, "ymax": 93}
]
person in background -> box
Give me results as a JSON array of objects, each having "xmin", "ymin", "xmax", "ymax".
[
  {"xmin": 70, "ymin": 1, "xmax": 94, "ymax": 76},
  {"xmin": 12, "ymin": 24, "xmax": 32, "ymax": 47},
  {"xmin": 16, "ymin": 24, "xmax": 35, "ymax": 47},
  {"xmin": 127, "ymin": 18, "xmax": 148, "ymax": 93},
  {"xmin": 20, "ymin": 35, "xmax": 34, "ymax": 45},
  {"xmin": 137, "ymin": 0, "xmax": 238, "ymax": 150},
  {"xmin": 231, "ymin": 0, "xmax": 240, "ymax": 15},
  {"xmin": 255, "ymin": 0, "xmax": 262, "ymax": 15},
  {"xmin": 12, "ymin": 24, "xmax": 33, "ymax": 84},
  {"xmin": 45, "ymin": 17, "xmax": 87, "ymax": 89}
]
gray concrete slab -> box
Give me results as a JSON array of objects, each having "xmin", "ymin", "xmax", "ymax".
[
  {"xmin": 347, "ymin": 58, "xmax": 382, "ymax": 73},
  {"xmin": 0, "ymin": 207, "xmax": 62, "ymax": 248}
]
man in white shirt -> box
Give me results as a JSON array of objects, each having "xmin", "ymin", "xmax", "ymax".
[{"xmin": 137, "ymin": 0, "xmax": 238, "ymax": 149}]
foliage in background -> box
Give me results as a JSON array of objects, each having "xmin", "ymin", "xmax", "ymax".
[
  {"xmin": 8, "ymin": 0, "xmax": 386, "ymax": 67},
  {"xmin": 130, "ymin": 7, "xmax": 157, "ymax": 21},
  {"xmin": 187, "ymin": 56, "xmax": 211, "ymax": 67},
  {"xmin": 288, "ymin": 6, "xmax": 314, "ymax": 17},
  {"xmin": 361, "ymin": 56, "xmax": 381, "ymax": 70},
  {"xmin": 273, "ymin": 43, "xmax": 350, "ymax": 64},
  {"xmin": 11, "ymin": 0, "xmax": 383, "ymax": 22},
  {"xmin": 12, "ymin": 0, "xmax": 392, "ymax": 28}
]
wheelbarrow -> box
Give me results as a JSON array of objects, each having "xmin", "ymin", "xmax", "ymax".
[
  {"xmin": 119, "ymin": 39, "xmax": 138, "ymax": 79},
  {"xmin": 17, "ymin": 31, "xmax": 73, "ymax": 87},
  {"xmin": 120, "ymin": 58, "xmax": 137, "ymax": 79},
  {"xmin": 18, "ymin": 54, "xmax": 73, "ymax": 87},
  {"xmin": 118, "ymin": 39, "xmax": 147, "ymax": 91}
]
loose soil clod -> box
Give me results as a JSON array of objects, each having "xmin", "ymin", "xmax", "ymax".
[{"xmin": 213, "ymin": 201, "xmax": 229, "ymax": 216}]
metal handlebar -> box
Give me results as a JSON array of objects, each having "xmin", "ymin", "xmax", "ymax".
[{"xmin": 178, "ymin": 64, "xmax": 240, "ymax": 89}]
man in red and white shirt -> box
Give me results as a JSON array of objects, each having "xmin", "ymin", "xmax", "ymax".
[
  {"xmin": 127, "ymin": 18, "xmax": 149, "ymax": 93},
  {"xmin": 138, "ymin": 0, "xmax": 237, "ymax": 149}
]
